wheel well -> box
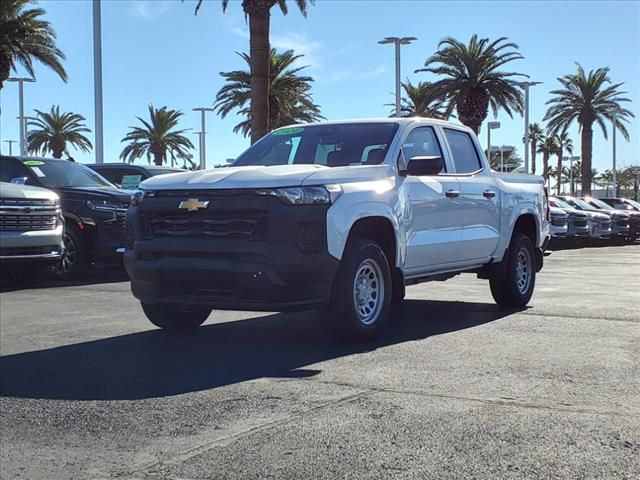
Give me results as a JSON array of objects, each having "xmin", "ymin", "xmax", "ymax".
[
  {"xmin": 513, "ymin": 214, "xmax": 538, "ymax": 245},
  {"xmin": 348, "ymin": 217, "xmax": 397, "ymax": 267}
]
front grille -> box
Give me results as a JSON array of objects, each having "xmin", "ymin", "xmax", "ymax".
[
  {"xmin": 551, "ymin": 217, "xmax": 567, "ymax": 226},
  {"xmin": 616, "ymin": 220, "xmax": 628, "ymax": 227},
  {"xmin": 0, "ymin": 198, "xmax": 59, "ymax": 232},
  {"xmin": 574, "ymin": 219, "xmax": 588, "ymax": 227},
  {"xmin": 0, "ymin": 213, "xmax": 58, "ymax": 231},
  {"xmin": 145, "ymin": 210, "xmax": 267, "ymax": 239},
  {"xmin": 115, "ymin": 210, "xmax": 127, "ymax": 229}
]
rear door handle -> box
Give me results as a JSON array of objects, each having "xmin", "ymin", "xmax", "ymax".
[
  {"xmin": 483, "ymin": 190, "xmax": 496, "ymax": 198},
  {"xmin": 445, "ymin": 189, "xmax": 460, "ymax": 198}
]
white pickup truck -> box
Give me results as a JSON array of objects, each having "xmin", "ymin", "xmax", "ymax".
[{"xmin": 124, "ymin": 119, "xmax": 549, "ymax": 341}]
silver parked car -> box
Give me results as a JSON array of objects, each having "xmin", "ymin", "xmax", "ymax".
[
  {"xmin": 558, "ymin": 196, "xmax": 628, "ymax": 241},
  {"xmin": 549, "ymin": 197, "xmax": 591, "ymax": 242},
  {"xmin": 549, "ymin": 206, "xmax": 568, "ymax": 246},
  {"xmin": 0, "ymin": 182, "xmax": 64, "ymax": 281}
]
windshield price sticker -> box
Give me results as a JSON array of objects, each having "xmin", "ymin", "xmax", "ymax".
[
  {"xmin": 24, "ymin": 160, "xmax": 46, "ymax": 166},
  {"xmin": 121, "ymin": 175, "xmax": 143, "ymax": 190},
  {"xmin": 273, "ymin": 127, "xmax": 304, "ymax": 136}
]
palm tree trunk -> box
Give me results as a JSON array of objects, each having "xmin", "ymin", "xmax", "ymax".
[
  {"xmin": 581, "ymin": 124, "xmax": 593, "ymax": 196},
  {"xmin": 530, "ymin": 140, "xmax": 537, "ymax": 175},
  {"xmin": 542, "ymin": 152, "xmax": 549, "ymax": 180},
  {"xmin": 153, "ymin": 152, "xmax": 163, "ymax": 166},
  {"xmin": 248, "ymin": 7, "xmax": 271, "ymax": 144},
  {"xmin": 556, "ymin": 150, "xmax": 563, "ymax": 195}
]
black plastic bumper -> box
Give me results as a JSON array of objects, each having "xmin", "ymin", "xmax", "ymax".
[{"xmin": 124, "ymin": 198, "xmax": 339, "ymax": 312}]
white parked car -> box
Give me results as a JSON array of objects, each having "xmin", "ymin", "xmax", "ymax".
[
  {"xmin": 124, "ymin": 119, "xmax": 550, "ymax": 341},
  {"xmin": 0, "ymin": 181, "xmax": 64, "ymax": 281}
]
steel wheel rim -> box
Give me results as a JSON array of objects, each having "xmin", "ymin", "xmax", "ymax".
[
  {"xmin": 61, "ymin": 234, "xmax": 77, "ymax": 273},
  {"xmin": 515, "ymin": 247, "xmax": 532, "ymax": 295},
  {"xmin": 353, "ymin": 258, "xmax": 384, "ymax": 326}
]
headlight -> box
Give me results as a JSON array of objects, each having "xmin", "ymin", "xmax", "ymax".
[
  {"xmin": 258, "ymin": 185, "xmax": 342, "ymax": 205},
  {"xmin": 130, "ymin": 188, "xmax": 155, "ymax": 206},
  {"xmin": 86, "ymin": 199, "xmax": 129, "ymax": 211}
]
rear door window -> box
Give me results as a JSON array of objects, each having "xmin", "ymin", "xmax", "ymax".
[{"xmin": 444, "ymin": 129, "xmax": 483, "ymax": 173}]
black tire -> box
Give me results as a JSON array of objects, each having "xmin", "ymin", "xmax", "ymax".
[
  {"xmin": 489, "ymin": 232, "xmax": 536, "ymax": 307},
  {"xmin": 324, "ymin": 238, "xmax": 392, "ymax": 342},
  {"xmin": 55, "ymin": 226, "xmax": 88, "ymax": 280},
  {"xmin": 141, "ymin": 302, "xmax": 211, "ymax": 331}
]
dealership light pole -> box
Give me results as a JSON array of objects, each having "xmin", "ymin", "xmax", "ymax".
[
  {"xmin": 93, "ymin": 0, "xmax": 104, "ymax": 164},
  {"xmin": 4, "ymin": 140, "xmax": 17, "ymax": 156},
  {"xmin": 487, "ymin": 121, "xmax": 500, "ymax": 162},
  {"xmin": 521, "ymin": 81, "xmax": 541, "ymax": 173},
  {"xmin": 612, "ymin": 116, "xmax": 617, "ymax": 196},
  {"xmin": 7, "ymin": 77, "xmax": 35, "ymax": 155},
  {"xmin": 378, "ymin": 36, "xmax": 417, "ymax": 117},
  {"xmin": 193, "ymin": 107, "xmax": 215, "ymax": 170}
]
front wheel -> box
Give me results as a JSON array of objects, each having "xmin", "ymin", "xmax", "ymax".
[
  {"xmin": 489, "ymin": 233, "xmax": 536, "ymax": 307},
  {"xmin": 324, "ymin": 238, "xmax": 392, "ymax": 342},
  {"xmin": 141, "ymin": 302, "xmax": 211, "ymax": 331},
  {"xmin": 55, "ymin": 227, "xmax": 87, "ymax": 280}
]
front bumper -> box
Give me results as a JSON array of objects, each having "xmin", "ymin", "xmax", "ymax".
[
  {"xmin": 124, "ymin": 196, "xmax": 339, "ymax": 312},
  {"xmin": 0, "ymin": 226, "xmax": 64, "ymax": 263}
]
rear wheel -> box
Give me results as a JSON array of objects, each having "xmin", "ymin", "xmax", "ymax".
[
  {"xmin": 490, "ymin": 232, "xmax": 536, "ymax": 307},
  {"xmin": 141, "ymin": 302, "xmax": 211, "ymax": 331},
  {"xmin": 324, "ymin": 238, "xmax": 392, "ymax": 342}
]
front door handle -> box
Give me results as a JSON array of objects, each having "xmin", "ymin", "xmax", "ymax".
[
  {"xmin": 483, "ymin": 190, "xmax": 496, "ymax": 198},
  {"xmin": 445, "ymin": 189, "xmax": 460, "ymax": 198}
]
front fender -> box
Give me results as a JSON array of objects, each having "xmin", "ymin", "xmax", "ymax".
[{"xmin": 326, "ymin": 191, "xmax": 403, "ymax": 267}]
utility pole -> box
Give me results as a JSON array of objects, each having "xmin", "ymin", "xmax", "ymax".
[
  {"xmin": 7, "ymin": 77, "xmax": 35, "ymax": 155},
  {"xmin": 4, "ymin": 140, "xmax": 17, "ymax": 156},
  {"xmin": 192, "ymin": 107, "xmax": 215, "ymax": 170},
  {"xmin": 93, "ymin": 0, "xmax": 104, "ymax": 164},
  {"xmin": 378, "ymin": 36, "xmax": 417, "ymax": 117}
]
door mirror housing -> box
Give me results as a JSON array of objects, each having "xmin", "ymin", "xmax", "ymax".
[{"xmin": 404, "ymin": 156, "xmax": 443, "ymax": 176}]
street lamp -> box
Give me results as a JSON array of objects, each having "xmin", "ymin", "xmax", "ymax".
[
  {"xmin": 378, "ymin": 36, "xmax": 417, "ymax": 117},
  {"xmin": 612, "ymin": 116, "xmax": 618, "ymax": 196},
  {"xmin": 487, "ymin": 121, "xmax": 500, "ymax": 162},
  {"xmin": 521, "ymin": 81, "xmax": 541, "ymax": 174},
  {"xmin": 3, "ymin": 140, "xmax": 18, "ymax": 156},
  {"xmin": 7, "ymin": 77, "xmax": 35, "ymax": 156},
  {"xmin": 193, "ymin": 107, "xmax": 215, "ymax": 170},
  {"xmin": 563, "ymin": 155, "xmax": 580, "ymax": 195}
]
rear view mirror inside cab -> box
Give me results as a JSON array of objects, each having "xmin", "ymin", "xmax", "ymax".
[{"xmin": 404, "ymin": 156, "xmax": 443, "ymax": 176}]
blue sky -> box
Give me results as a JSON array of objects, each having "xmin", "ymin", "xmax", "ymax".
[{"xmin": 1, "ymin": 0, "xmax": 638, "ymax": 173}]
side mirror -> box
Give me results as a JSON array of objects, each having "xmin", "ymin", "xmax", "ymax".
[{"xmin": 405, "ymin": 156, "xmax": 443, "ymax": 176}]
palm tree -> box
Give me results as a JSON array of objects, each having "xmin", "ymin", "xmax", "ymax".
[
  {"xmin": 194, "ymin": 0, "xmax": 314, "ymax": 143},
  {"xmin": 527, "ymin": 123, "xmax": 544, "ymax": 175},
  {"xmin": 544, "ymin": 64, "xmax": 634, "ymax": 196},
  {"xmin": 120, "ymin": 105, "xmax": 194, "ymax": 167},
  {"xmin": 597, "ymin": 169, "xmax": 614, "ymax": 195},
  {"xmin": 26, "ymin": 106, "xmax": 92, "ymax": 159},
  {"xmin": 553, "ymin": 132, "xmax": 573, "ymax": 195},
  {"xmin": 537, "ymin": 135, "xmax": 556, "ymax": 183},
  {"xmin": 0, "ymin": 0, "xmax": 67, "ymax": 89},
  {"xmin": 486, "ymin": 148, "xmax": 522, "ymax": 172},
  {"xmin": 415, "ymin": 34, "xmax": 527, "ymax": 134},
  {"xmin": 215, "ymin": 49, "xmax": 323, "ymax": 137},
  {"xmin": 390, "ymin": 80, "xmax": 448, "ymax": 118}
]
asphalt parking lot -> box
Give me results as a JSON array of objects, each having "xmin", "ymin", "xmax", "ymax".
[{"xmin": 1, "ymin": 245, "xmax": 639, "ymax": 480}]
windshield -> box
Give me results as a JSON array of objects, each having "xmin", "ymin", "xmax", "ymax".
[
  {"xmin": 625, "ymin": 199, "xmax": 640, "ymax": 210},
  {"xmin": 585, "ymin": 198, "xmax": 614, "ymax": 210},
  {"xmin": 570, "ymin": 198, "xmax": 595, "ymax": 210},
  {"xmin": 550, "ymin": 198, "xmax": 572, "ymax": 209},
  {"xmin": 22, "ymin": 160, "xmax": 114, "ymax": 188},
  {"xmin": 233, "ymin": 123, "xmax": 399, "ymax": 167},
  {"xmin": 148, "ymin": 169, "xmax": 184, "ymax": 176}
]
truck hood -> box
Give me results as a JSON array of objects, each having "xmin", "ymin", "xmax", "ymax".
[
  {"xmin": 139, "ymin": 164, "xmax": 395, "ymax": 190},
  {"xmin": 0, "ymin": 181, "xmax": 59, "ymax": 201}
]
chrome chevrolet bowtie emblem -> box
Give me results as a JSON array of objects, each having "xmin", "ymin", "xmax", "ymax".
[{"xmin": 178, "ymin": 198, "xmax": 210, "ymax": 212}]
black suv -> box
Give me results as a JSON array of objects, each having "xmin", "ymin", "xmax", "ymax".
[
  {"xmin": 0, "ymin": 156, "xmax": 131, "ymax": 278},
  {"xmin": 85, "ymin": 163, "xmax": 184, "ymax": 190}
]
